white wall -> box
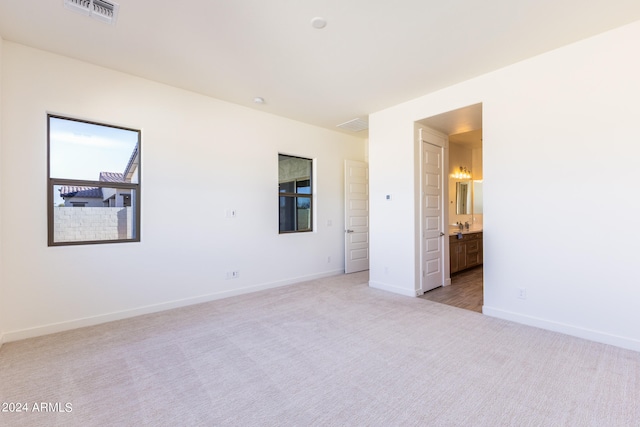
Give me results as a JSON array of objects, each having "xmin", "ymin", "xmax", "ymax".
[
  {"xmin": 369, "ymin": 20, "xmax": 640, "ymax": 351},
  {"xmin": 0, "ymin": 42, "xmax": 365, "ymax": 341}
]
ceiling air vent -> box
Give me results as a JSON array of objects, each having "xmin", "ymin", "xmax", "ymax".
[
  {"xmin": 64, "ymin": 0, "xmax": 119, "ymax": 25},
  {"xmin": 337, "ymin": 118, "xmax": 369, "ymax": 132}
]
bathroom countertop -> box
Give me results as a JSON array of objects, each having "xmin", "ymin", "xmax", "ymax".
[{"xmin": 448, "ymin": 227, "xmax": 483, "ymax": 236}]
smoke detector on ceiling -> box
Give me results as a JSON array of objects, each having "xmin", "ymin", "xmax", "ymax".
[
  {"xmin": 64, "ymin": 0, "xmax": 119, "ymax": 25},
  {"xmin": 337, "ymin": 118, "xmax": 369, "ymax": 132}
]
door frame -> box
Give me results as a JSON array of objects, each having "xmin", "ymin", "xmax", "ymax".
[{"xmin": 417, "ymin": 127, "xmax": 450, "ymax": 294}]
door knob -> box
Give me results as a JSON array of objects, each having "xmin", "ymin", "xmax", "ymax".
[
  {"xmin": 440, "ymin": 232, "xmax": 445, "ymax": 236},
  {"xmin": 346, "ymin": 229, "xmax": 355, "ymax": 233}
]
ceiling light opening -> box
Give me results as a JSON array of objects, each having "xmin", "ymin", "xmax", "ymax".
[
  {"xmin": 64, "ymin": 0, "xmax": 120, "ymax": 25},
  {"xmin": 311, "ymin": 17, "xmax": 327, "ymax": 29}
]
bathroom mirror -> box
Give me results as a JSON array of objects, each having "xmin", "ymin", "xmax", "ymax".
[{"xmin": 456, "ymin": 181, "xmax": 471, "ymax": 215}]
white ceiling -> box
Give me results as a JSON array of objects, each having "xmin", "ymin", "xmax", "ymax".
[
  {"xmin": 1, "ymin": 1, "xmax": 640, "ymax": 136},
  {"xmin": 449, "ymin": 129, "xmax": 483, "ymax": 150}
]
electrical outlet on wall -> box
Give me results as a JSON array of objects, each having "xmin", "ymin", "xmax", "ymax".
[{"xmin": 518, "ymin": 288, "xmax": 527, "ymax": 299}]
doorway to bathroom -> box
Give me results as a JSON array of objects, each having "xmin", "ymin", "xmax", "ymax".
[{"xmin": 416, "ymin": 103, "xmax": 484, "ymax": 313}]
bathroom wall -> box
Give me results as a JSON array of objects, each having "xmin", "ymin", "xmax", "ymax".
[{"xmin": 471, "ymin": 146, "xmax": 483, "ymax": 226}]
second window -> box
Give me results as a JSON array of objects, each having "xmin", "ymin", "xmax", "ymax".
[{"xmin": 278, "ymin": 154, "xmax": 312, "ymax": 233}]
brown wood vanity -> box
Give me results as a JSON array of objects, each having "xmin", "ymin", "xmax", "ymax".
[{"xmin": 449, "ymin": 232, "xmax": 483, "ymax": 274}]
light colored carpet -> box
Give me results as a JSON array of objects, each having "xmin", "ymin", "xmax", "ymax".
[{"xmin": 0, "ymin": 272, "xmax": 638, "ymax": 426}]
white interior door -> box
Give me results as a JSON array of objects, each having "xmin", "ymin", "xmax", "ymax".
[
  {"xmin": 421, "ymin": 134, "xmax": 445, "ymax": 292},
  {"xmin": 344, "ymin": 160, "xmax": 369, "ymax": 273}
]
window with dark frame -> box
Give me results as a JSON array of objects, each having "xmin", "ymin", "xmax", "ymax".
[
  {"xmin": 278, "ymin": 154, "xmax": 312, "ymax": 233},
  {"xmin": 47, "ymin": 115, "xmax": 141, "ymax": 245}
]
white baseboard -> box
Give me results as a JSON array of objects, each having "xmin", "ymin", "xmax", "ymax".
[
  {"xmin": 2, "ymin": 269, "xmax": 344, "ymax": 344},
  {"xmin": 369, "ymin": 280, "xmax": 417, "ymax": 297},
  {"xmin": 483, "ymin": 306, "xmax": 640, "ymax": 353}
]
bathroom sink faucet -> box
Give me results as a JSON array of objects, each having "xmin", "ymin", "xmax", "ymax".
[{"xmin": 464, "ymin": 221, "xmax": 469, "ymax": 230}]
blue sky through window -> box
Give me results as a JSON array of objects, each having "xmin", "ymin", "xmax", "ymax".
[{"xmin": 49, "ymin": 117, "xmax": 139, "ymax": 181}]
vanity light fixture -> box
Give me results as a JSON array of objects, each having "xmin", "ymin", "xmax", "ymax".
[{"xmin": 452, "ymin": 166, "xmax": 472, "ymax": 180}]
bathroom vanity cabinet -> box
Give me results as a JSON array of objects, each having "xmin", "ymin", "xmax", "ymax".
[{"xmin": 449, "ymin": 232, "xmax": 483, "ymax": 274}]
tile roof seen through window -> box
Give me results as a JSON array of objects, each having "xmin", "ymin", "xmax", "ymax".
[
  {"xmin": 59, "ymin": 186, "xmax": 103, "ymax": 198},
  {"xmin": 59, "ymin": 172, "xmax": 125, "ymax": 199},
  {"xmin": 99, "ymin": 172, "xmax": 125, "ymax": 182}
]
